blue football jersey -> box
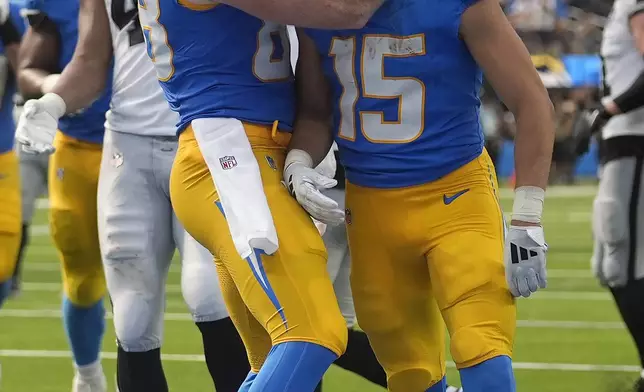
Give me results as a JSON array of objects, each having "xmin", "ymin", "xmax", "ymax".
[
  {"xmin": 0, "ymin": 1, "xmax": 26, "ymax": 154},
  {"xmin": 305, "ymin": 0, "xmax": 484, "ymax": 188},
  {"xmin": 22, "ymin": 0, "xmax": 111, "ymax": 144},
  {"xmin": 138, "ymin": 1, "xmax": 295, "ymax": 134}
]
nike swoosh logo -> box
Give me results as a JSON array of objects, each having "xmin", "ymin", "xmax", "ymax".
[{"xmin": 443, "ymin": 189, "xmax": 470, "ymax": 205}]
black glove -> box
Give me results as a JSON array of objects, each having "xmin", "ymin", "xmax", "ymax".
[
  {"xmin": 589, "ymin": 107, "xmax": 613, "ymax": 135},
  {"xmin": 573, "ymin": 107, "xmax": 612, "ymax": 156}
]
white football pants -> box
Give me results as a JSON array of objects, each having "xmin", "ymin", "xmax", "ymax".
[
  {"xmin": 98, "ymin": 130, "xmax": 228, "ymax": 352},
  {"xmin": 323, "ymin": 188, "xmax": 356, "ymax": 328}
]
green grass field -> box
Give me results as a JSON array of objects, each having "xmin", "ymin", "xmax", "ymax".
[{"xmin": 0, "ymin": 185, "xmax": 641, "ymax": 392}]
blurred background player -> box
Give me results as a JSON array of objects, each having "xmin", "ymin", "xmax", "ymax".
[
  {"xmin": 285, "ymin": 0, "xmax": 554, "ymax": 390},
  {"xmin": 15, "ymin": 0, "xmax": 112, "ymax": 390},
  {"xmin": 15, "ymin": 0, "xmax": 251, "ymax": 390},
  {"xmin": 0, "ymin": 0, "xmax": 24, "ymax": 307},
  {"xmin": 575, "ymin": 0, "xmax": 644, "ymax": 390}
]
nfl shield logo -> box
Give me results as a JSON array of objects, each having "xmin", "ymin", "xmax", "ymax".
[
  {"xmin": 219, "ymin": 156, "xmax": 237, "ymax": 170},
  {"xmin": 111, "ymin": 152, "xmax": 123, "ymax": 168},
  {"xmin": 345, "ymin": 208, "xmax": 352, "ymax": 225},
  {"xmin": 56, "ymin": 168, "xmax": 64, "ymax": 180}
]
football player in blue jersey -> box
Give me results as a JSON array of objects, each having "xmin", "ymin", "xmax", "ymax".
[
  {"xmin": 285, "ymin": 0, "xmax": 555, "ymax": 391},
  {"xmin": 0, "ymin": 0, "xmax": 24, "ymax": 308},
  {"xmin": 135, "ymin": 1, "xmax": 395, "ymax": 391},
  {"xmin": 14, "ymin": 0, "xmax": 112, "ymax": 390}
]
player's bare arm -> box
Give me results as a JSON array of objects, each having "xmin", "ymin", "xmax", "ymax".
[
  {"xmin": 462, "ymin": 0, "xmax": 550, "ymax": 298},
  {"xmin": 16, "ymin": 17, "xmax": 60, "ymax": 99},
  {"xmin": 283, "ymin": 30, "xmax": 345, "ymax": 226},
  {"xmin": 461, "ymin": 0, "xmax": 554, "ymax": 196},
  {"xmin": 288, "ymin": 30, "xmax": 334, "ymax": 165},
  {"xmin": 207, "ymin": 0, "xmax": 382, "ymax": 28},
  {"xmin": 50, "ymin": 0, "xmax": 113, "ymax": 114}
]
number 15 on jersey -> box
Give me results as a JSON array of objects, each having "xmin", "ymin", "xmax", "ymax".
[{"xmin": 330, "ymin": 34, "xmax": 427, "ymax": 144}]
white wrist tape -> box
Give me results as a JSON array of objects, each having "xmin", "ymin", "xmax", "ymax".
[
  {"xmin": 40, "ymin": 92, "xmax": 66, "ymax": 119},
  {"xmin": 285, "ymin": 149, "xmax": 313, "ymax": 171},
  {"xmin": 512, "ymin": 186, "xmax": 545, "ymax": 224},
  {"xmin": 41, "ymin": 73, "xmax": 60, "ymax": 95}
]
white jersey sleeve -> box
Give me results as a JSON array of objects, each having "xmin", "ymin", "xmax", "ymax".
[
  {"xmin": 601, "ymin": 0, "xmax": 644, "ymax": 139},
  {"xmin": 105, "ymin": 0, "xmax": 178, "ymax": 136}
]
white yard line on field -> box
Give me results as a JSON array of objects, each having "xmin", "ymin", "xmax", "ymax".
[
  {"xmin": 15, "ymin": 282, "xmax": 611, "ymax": 300},
  {"xmin": 0, "ymin": 349, "xmax": 636, "ymax": 373},
  {"xmin": 532, "ymin": 291, "xmax": 611, "ymax": 300},
  {"xmin": 32, "ymin": 186, "xmax": 597, "ymax": 213},
  {"xmin": 28, "ymin": 210, "xmax": 593, "ymax": 238},
  {"xmin": 0, "ymin": 309, "xmax": 626, "ymax": 330},
  {"xmin": 22, "ymin": 283, "xmax": 611, "ymax": 300},
  {"xmin": 30, "ymin": 226, "xmax": 50, "ymax": 236},
  {"xmin": 28, "ymin": 186, "xmax": 597, "ymax": 237},
  {"xmin": 547, "ymin": 269, "xmax": 593, "ymax": 278}
]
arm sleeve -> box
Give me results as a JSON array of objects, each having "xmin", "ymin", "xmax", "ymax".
[{"xmin": 612, "ymin": 69, "xmax": 644, "ymax": 114}]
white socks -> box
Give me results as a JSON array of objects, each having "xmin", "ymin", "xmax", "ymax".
[{"xmin": 75, "ymin": 359, "xmax": 104, "ymax": 380}]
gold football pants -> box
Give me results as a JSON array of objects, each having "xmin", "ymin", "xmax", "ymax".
[
  {"xmin": 170, "ymin": 121, "xmax": 347, "ymax": 371},
  {"xmin": 346, "ymin": 150, "xmax": 516, "ymax": 391}
]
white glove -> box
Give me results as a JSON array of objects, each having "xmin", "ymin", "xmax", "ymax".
[
  {"xmin": 284, "ymin": 149, "xmax": 345, "ymax": 226},
  {"xmin": 315, "ymin": 142, "xmax": 338, "ymax": 179},
  {"xmin": 505, "ymin": 186, "xmax": 548, "ymax": 297},
  {"xmin": 505, "ymin": 225, "xmax": 548, "ymax": 297},
  {"xmin": 15, "ymin": 92, "xmax": 66, "ymax": 154}
]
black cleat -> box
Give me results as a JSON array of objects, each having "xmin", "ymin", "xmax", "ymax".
[{"xmin": 634, "ymin": 377, "xmax": 644, "ymax": 392}]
